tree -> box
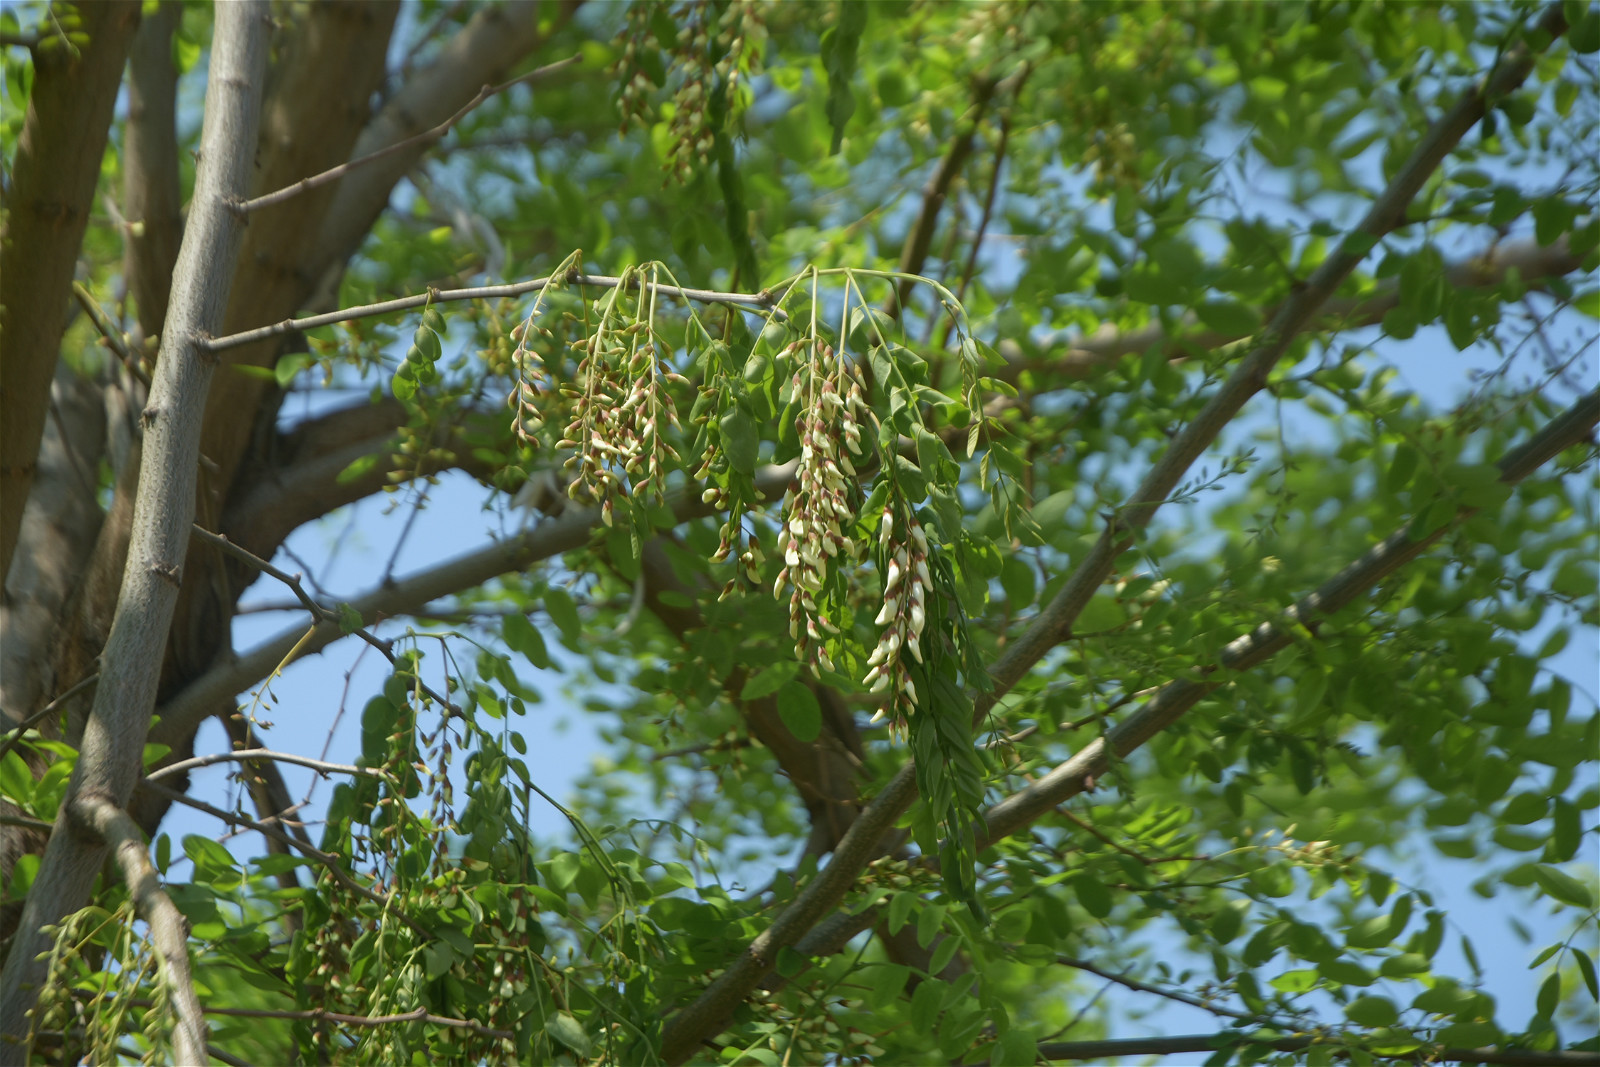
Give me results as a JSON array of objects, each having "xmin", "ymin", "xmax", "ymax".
[{"xmin": 0, "ymin": 1, "xmax": 1595, "ymax": 1064}]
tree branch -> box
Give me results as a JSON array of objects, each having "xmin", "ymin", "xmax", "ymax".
[
  {"xmin": 980, "ymin": 386, "xmax": 1597, "ymax": 844},
  {"xmin": 190, "ymin": 524, "xmax": 459, "ymax": 716},
  {"xmin": 1054, "ymin": 955, "xmax": 1269, "ymax": 1026},
  {"xmin": 1002, "ymin": 236, "xmax": 1588, "ymax": 386},
  {"xmin": 0, "ymin": 672, "xmax": 98, "ymax": 766},
  {"xmin": 308, "ymin": 3, "xmax": 574, "ymax": 287},
  {"xmin": 203, "ymin": 272, "xmax": 786, "ymax": 354},
  {"xmin": 1036, "ymin": 1033, "xmax": 1600, "ymax": 1066},
  {"xmin": 70, "ymin": 992, "xmax": 514, "ymax": 1043},
  {"xmin": 238, "ymin": 54, "xmax": 582, "ymax": 214},
  {"xmin": 0, "ymin": 4, "xmax": 271, "ymax": 1045},
  {"xmin": 144, "ymin": 747, "xmax": 381, "ymax": 785},
  {"xmin": 123, "ymin": 0, "xmax": 183, "ymax": 339},
  {"xmin": 68, "ymin": 794, "xmax": 208, "ymax": 1066},
  {"xmin": 653, "ymin": 13, "xmax": 1571, "ymax": 1059},
  {"xmin": 136, "ymin": 779, "xmax": 429, "ymax": 938},
  {"xmin": 151, "ymin": 459, "xmax": 801, "ymax": 750},
  {"xmin": 0, "ymin": 0, "xmax": 140, "ymax": 584},
  {"xmin": 887, "ymin": 76, "xmax": 998, "ymax": 317}
]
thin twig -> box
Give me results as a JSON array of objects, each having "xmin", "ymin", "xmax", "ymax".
[
  {"xmin": 202, "ymin": 271, "xmax": 785, "ymax": 354},
  {"xmin": 0, "ymin": 672, "xmax": 100, "ymax": 765},
  {"xmin": 191, "ymin": 524, "xmax": 459, "ymax": 716},
  {"xmin": 1054, "ymin": 809, "xmax": 1199, "ymax": 867},
  {"xmin": 136, "ymin": 779, "xmax": 432, "ymax": 938},
  {"xmin": 1036, "ymin": 1033, "xmax": 1600, "ymax": 1066},
  {"xmin": 1055, "ymin": 956, "xmax": 1270, "ymax": 1026},
  {"xmin": 238, "ymin": 55, "xmax": 584, "ymax": 214},
  {"xmin": 70, "ymin": 282, "xmax": 145, "ymax": 384},
  {"xmin": 940, "ymin": 112, "xmax": 1010, "ymax": 349},
  {"xmin": 68, "ymin": 991, "xmax": 514, "ymax": 1043},
  {"xmin": 145, "ymin": 747, "xmax": 382, "ymax": 784}
]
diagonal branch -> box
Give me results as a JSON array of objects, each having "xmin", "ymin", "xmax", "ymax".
[
  {"xmin": 308, "ymin": 2, "xmax": 579, "ymax": 286},
  {"xmin": 68, "ymin": 794, "xmax": 209, "ymax": 1066},
  {"xmin": 980, "ymin": 386, "xmax": 1598, "ymax": 843},
  {"xmin": 653, "ymin": 11, "xmax": 1572, "ymax": 1060},
  {"xmin": 238, "ymin": 55, "xmax": 582, "ymax": 214},
  {"xmin": 1036, "ymin": 1033, "xmax": 1600, "ymax": 1066},
  {"xmin": 1001, "ymin": 236, "xmax": 1588, "ymax": 386},
  {"xmin": 886, "ymin": 76, "xmax": 999, "ymax": 319},
  {"xmin": 151, "ymin": 459, "xmax": 801, "ymax": 750}
]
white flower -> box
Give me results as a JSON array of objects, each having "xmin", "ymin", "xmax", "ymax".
[
  {"xmin": 874, "ymin": 601, "xmax": 896, "ymax": 626},
  {"xmin": 909, "ymin": 602, "xmax": 926, "ymax": 636},
  {"xmin": 902, "ymin": 677, "xmax": 917, "ymax": 704},
  {"xmin": 885, "ymin": 557, "xmax": 903, "ymax": 594}
]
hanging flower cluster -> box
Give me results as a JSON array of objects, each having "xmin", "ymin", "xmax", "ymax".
[
  {"xmin": 771, "ymin": 340, "xmax": 870, "ymax": 675},
  {"xmin": 507, "ymin": 315, "xmax": 549, "ymax": 443},
  {"xmin": 863, "ymin": 507, "xmax": 934, "ymax": 725},
  {"xmin": 613, "ymin": 1, "xmax": 767, "ymax": 182},
  {"xmin": 553, "ymin": 320, "xmax": 686, "ymax": 526}
]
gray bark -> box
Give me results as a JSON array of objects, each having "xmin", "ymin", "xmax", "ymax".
[{"xmin": 0, "ymin": 3, "xmax": 271, "ymax": 1055}]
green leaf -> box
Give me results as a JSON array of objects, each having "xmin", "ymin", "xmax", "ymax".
[
  {"xmin": 916, "ymin": 900, "xmax": 946, "ymax": 949},
  {"xmin": 720, "ymin": 407, "xmax": 759, "ymax": 475},
  {"xmin": 545, "ymin": 1012, "xmax": 592, "ymax": 1057},
  {"xmin": 1381, "ymin": 305, "xmax": 1418, "ymax": 340},
  {"xmin": 1525, "ymin": 863, "xmax": 1595, "ymax": 908},
  {"xmin": 995, "ymin": 1030, "xmax": 1037, "ymax": 1067},
  {"xmin": 1574, "ymin": 948, "xmax": 1598, "ymax": 1001},
  {"xmin": 543, "ymin": 587, "xmax": 581, "ymax": 646},
  {"xmin": 1436, "ymin": 1021, "xmax": 1499, "ymax": 1048},
  {"xmin": 820, "ymin": 1, "xmax": 868, "ymax": 154},
  {"xmin": 501, "ymin": 613, "xmax": 550, "ymax": 670},
  {"xmin": 1195, "ymin": 299, "xmax": 1262, "ymax": 336},
  {"xmin": 1536, "ymin": 972, "xmax": 1560, "ymax": 1020},
  {"xmin": 0, "ymin": 751, "xmax": 32, "ymax": 806},
  {"xmin": 1572, "ymin": 11, "xmax": 1600, "ymax": 53},
  {"xmin": 1210, "ymin": 902, "xmax": 1246, "ymax": 944},
  {"xmin": 1073, "ymin": 874, "xmax": 1113, "ymax": 918},
  {"xmin": 865, "ymin": 963, "xmax": 911, "ymax": 1009},
  {"xmin": 775, "ymin": 945, "xmax": 808, "ymax": 978},
  {"xmin": 1076, "ymin": 595, "xmax": 1125, "ymax": 633},
  {"xmin": 1318, "ymin": 959, "xmax": 1376, "ymax": 986},
  {"xmin": 1344, "ymin": 995, "xmax": 1399, "ymax": 1027},
  {"xmin": 740, "ymin": 661, "xmax": 799, "ymax": 700},
  {"xmin": 910, "ymin": 978, "xmax": 944, "ymax": 1033},
  {"xmin": 776, "ymin": 681, "xmax": 821, "ymax": 742},
  {"xmin": 1000, "ymin": 556, "xmax": 1035, "ymax": 609},
  {"xmin": 888, "ymin": 891, "xmax": 917, "ymax": 935},
  {"xmin": 1533, "ymin": 198, "xmax": 1574, "ymax": 247}
]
